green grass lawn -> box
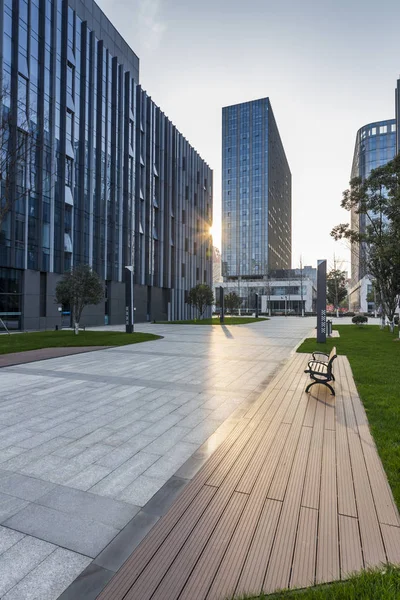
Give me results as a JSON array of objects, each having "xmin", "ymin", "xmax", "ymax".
[
  {"xmin": 297, "ymin": 324, "xmax": 400, "ymax": 509},
  {"xmin": 159, "ymin": 317, "xmax": 268, "ymax": 325},
  {"xmin": 0, "ymin": 330, "xmax": 161, "ymax": 355},
  {"xmin": 239, "ymin": 566, "xmax": 400, "ymax": 599}
]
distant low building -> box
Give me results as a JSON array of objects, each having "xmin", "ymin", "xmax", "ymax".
[{"xmin": 215, "ymin": 269, "xmax": 316, "ymax": 315}]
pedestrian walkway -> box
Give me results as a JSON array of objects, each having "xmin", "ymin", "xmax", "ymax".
[
  {"xmin": 98, "ymin": 353, "xmax": 400, "ymax": 600},
  {"xmin": 0, "ymin": 346, "xmax": 109, "ymax": 368},
  {"xmin": 0, "ymin": 318, "xmax": 313, "ymax": 599}
]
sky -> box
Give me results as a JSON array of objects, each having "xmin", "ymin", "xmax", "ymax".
[{"xmin": 98, "ymin": 0, "xmax": 400, "ymax": 274}]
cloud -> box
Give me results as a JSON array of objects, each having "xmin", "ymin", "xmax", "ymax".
[{"xmin": 138, "ymin": 0, "xmax": 167, "ymax": 51}]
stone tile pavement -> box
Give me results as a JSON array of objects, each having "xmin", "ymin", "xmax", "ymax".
[{"xmin": 0, "ymin": 317, "xmax": 314, "ymax": 599}]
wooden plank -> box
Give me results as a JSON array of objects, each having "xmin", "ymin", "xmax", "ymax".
[
  {"xmin": 316, "ymin": 429, "xmax": 339, "ymax": 584},
  {"xmin": 282, "ymin": 371, "xmax": 309, "ymax": 424},
  {"xmin": 212, "ymin": 373, "xmax": 296, "ymax": 494},
  {"xmin": 347, "ymin": 430, "xmax": 386, "ymax": 567},
  {"xmin": 302, "ymin": 398, "xmax": 325, "ymax": 510},
  {"xmin": 206, "ymin": 496, "xmax": 281, "ymax": 600},
  {"xmin": 262, "ymin": 427, "xmax": 312, "ymax": 594},
  {"xmin": 162, "ymin": 492, "xmax": 248, "ymax": 600},
  {"xmin": 339, "ymin": 515, "xmax": 363, "ymax": 577},
  {"xmin": 267, "ymin": 392, "xmax": 309, "ymax": 501},
  {"xmin": 303, "ymin": 391, "xmax": 318, "ymax": 427},
  {"xmin": 237, "ymin": 422, "xmax": 291, "ymax": 495},
  {"xmin": 234, "ymin": 499, "xmax": 282, "ymax": 598},
  {"xmin": 236, "ymin": 394, "xmax": 295, "ymax": 494},
  {"xmin": 208, "ymin": 426, "xmax": 290, "ymax": 596},
  {"xmin": 337, "ymin": 357, "xmax": 357, "ymax": 433},
  {"xmin": 335, "ymin": 364, "xmax": 357, "ymax": 518},
  {"xmin": 290, "ymin": 506, "xmax": 318, "ymax": 589},
  {"xmin": 381, "ymin": 524, "xmax": 400, "ymax": 564},
  {"xmin": 206, "ymin": 415, "xmax": 271, "ymax": 488},
  {"xmin": 323, "ymin": 382, "xmax": 336, "ymax": 431}
]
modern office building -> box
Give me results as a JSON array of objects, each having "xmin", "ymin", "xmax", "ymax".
[
  {"xmin": 221, "ymin": 97, "xmax": 291, "ymax": 281},
  {"xmin": 0, "ymin": 0, "xmax": 212, "ymax": 329},
  {"xmin": 350, "ymin": 119, "xmax": 396, "ymax": 288}
]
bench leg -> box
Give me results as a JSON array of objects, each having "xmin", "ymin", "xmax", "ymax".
[
  {"xmin": 305, "ymin": 381, "xmax": 318, "ymax": 394},
  {"xmin": 325, "ymin": 382, "xmax": 335, "ymax": 396},
  {"xmin": 331, "ymin": 373, "xmax": 335, "ymax": 381}
]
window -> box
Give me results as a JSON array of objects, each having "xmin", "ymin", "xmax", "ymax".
[
  {"xmin": 17, "ymin": 76, "xmax": 28, "ymax": 126},
  {"xmin": 65, "ymin": 157, "xmax": 73, "ymax": 187},
  {"xmin": 67, "ymin": 63, "xmax": 74, "ymax": 97},
  {"xmin": 379, "ymin": 125, "xmax": 388, "ymax": 134},
  {"xmin": 181, "ymin": 263, "xmax": 186, "ymax": 277},
  {"xmin": 66, "ymin": 111, "xmax": 73, "ymax": 143}
]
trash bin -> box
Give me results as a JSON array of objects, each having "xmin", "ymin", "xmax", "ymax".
[{"xmin": 327, "ymin": 319, "xmax": 332, "ymax": 337}]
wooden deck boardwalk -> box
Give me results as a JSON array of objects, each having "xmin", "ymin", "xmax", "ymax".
[{"xmin": 97, "ymin": 354, "xmax": 400, "ymax": 600}]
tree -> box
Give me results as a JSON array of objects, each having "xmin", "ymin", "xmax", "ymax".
[
  {"xmin": 327, "ymin": 269, "xmax": 347, "ymax": 315},
  {"xmin": 224, "ymin": 291, "xmax": 241, "ymax": 314},
  {"xmin": 55, "ymin": 265, "xmax": 104, "ymax": 334},
  {"xmin": 331, "ymin": 154, "xmax": 400, "ymax": 332},
  {"xmin": 187, "ymin": 283, "xmax": 214, "ymax": 320}
]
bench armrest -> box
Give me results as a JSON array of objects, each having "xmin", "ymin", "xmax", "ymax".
[{"xmin": 312, "ymin": 351, "xmax": 329, "ymax": 360}]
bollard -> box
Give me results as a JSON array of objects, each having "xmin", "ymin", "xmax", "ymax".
[{"xmin": 327, "ymin": 319, "xmax": 332, "ymax": 337}]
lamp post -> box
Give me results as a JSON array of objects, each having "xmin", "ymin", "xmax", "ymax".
[
  {"xmin": 238, "ymin": 275, "xmax": 241, "ymax": 316},
  {"xmin": 57, "ymin": 306, "xmax": 62, "ymax": 331},
  {"xmin": 125, "ymin": 265, "xmax": 134, "ymax": 333}
]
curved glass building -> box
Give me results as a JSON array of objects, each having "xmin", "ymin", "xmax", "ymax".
[{"xmin": 350, "ymin": 119, "xmax": 396, "ymax": 285}]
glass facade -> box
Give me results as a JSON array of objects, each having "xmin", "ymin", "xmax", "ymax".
[
  {"xmin": 350, "ymin": 119, "xmax": 396, "ymax": 284},
  {"xmin": 1, "ymin": 0, "xmax": 138, "ymax": 277},
  {"xmin": 221, "ymin": 98, "xmax": 291, "ymax": 280},
  {"xmin": 0, "ymin": 0, "xmax": 212, "ymax": 326}
]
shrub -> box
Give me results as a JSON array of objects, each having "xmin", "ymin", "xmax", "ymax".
[
  {"xmin": 352, "ymin": 314, "xmax": 368, "ymax": 325},
  {"xmin": 395, "ymin": 315, "xmax": 399, "ymax": 325},
  {"xmin": 346, "ymin": 311, "xmax": 355, "ymax": 317}
]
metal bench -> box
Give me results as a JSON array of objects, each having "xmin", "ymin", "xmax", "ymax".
[{"xmin": 304, "ymin": 346, "xmax": 337, "ymax": 396}]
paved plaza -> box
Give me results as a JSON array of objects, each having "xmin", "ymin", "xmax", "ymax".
[{"xmin": 0, "ymin": 318, "xmax": 313, "ymax": 599}]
